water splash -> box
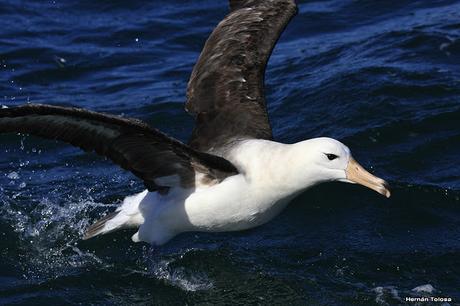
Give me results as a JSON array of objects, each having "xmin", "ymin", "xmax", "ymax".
[
  {"xmin": 0, "ymin": 191, "xmax": 113, "ymax": 281},
  {"xmin": 139, "ymin": 247, "xmax": 214, "ymax": 291},
  {"xmin": 7, "ymin": 171, "xmax": 19, "ymax": 180}
]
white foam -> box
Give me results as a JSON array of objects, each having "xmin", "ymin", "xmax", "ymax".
[
  {"xmin": 412, "ymin": 284, "xmax": 435, "ymax": 294},
  {"xmin": 372, "ymin": 286, "xmax": 401, "ymax": 305}
]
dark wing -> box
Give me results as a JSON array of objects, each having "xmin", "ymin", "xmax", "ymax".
[
  {"xmin": 186, "ymin": 0, "xmax": 297, "ymax": 153},
  {"xmin": 0, "ymin": 104, "xmax": 238, "ymax": 191}
]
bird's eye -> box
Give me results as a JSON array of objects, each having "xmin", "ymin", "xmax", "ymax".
[{"xmin": 325, "ymin": 153, "xmax": 338, "ymax": 161}]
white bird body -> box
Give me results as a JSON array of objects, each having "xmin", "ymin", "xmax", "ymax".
[{"xmin": 102, "ymin": 138, "xmax": 355, "ymax": 245}]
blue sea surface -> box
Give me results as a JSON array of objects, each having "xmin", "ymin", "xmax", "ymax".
[{"xmin": 1, "ymin": 0, "xmax": 460, "ymax": 305}]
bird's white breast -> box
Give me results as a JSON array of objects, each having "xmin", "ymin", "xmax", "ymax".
[
  {"xmin": 136, "ymin": 139, "xmax": 302, "ymax": 244},
  {"xmin": 180, "ymin": 140, "xmax": 296, "ymax": 231}
]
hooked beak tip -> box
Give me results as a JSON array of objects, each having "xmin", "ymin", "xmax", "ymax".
[
  {"xmin": 383, "ymin": 181, "xmax": 391, "ymax": 198},
  {"xmin": 379, "ymin": 180, "xmax": 391, "ymax": 198}
]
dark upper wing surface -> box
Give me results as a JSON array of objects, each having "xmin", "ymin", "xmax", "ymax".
[
  {"xmin": 186, "ymin": 0, "xmax": 297, "ymax": 154},
  {"xmin": 0, "ymin": 104, "xmax": 237, "ymax": 191}
]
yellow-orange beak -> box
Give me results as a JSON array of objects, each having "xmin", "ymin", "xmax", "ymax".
[{"xmin": 345, "ymin": 157, "xmax": 391, "ymax": 198}]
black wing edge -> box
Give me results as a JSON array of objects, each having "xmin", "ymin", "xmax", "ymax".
[{"xmin": 0, "ymin": 104, "xmax": 238, "ymax": 191}]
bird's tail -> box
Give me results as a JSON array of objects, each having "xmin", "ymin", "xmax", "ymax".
[
  {"xmin": 83, "ymin": 211, "xmax": 122, "ymax": 240},
  {"xmin": 83, "ymin": 190, "xmax": 147, "ymax": 240}
]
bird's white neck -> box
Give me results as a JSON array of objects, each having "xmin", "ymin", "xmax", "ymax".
[{"xmin": 227, "ymin": 139, "xmax": 321, "ymax": 200}]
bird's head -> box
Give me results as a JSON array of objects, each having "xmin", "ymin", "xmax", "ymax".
[{"xmin": 288, "ymin": 137, "xmax": 390, "ymax": 197}]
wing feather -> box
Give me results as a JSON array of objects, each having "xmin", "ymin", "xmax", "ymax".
[
  {"xmin": 0, "ymin": 104, "xmax": 238, "ymax": 191},
  {"xmin": 186, "ymin": 0, "xmax": 297, "ymax": 154}
]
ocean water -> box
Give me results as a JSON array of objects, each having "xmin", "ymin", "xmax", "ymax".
[{"xmin": 1, "ymin": 0, "xmax": 459, "ymax": 305}]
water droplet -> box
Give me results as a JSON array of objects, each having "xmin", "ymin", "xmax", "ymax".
[
  {"xmin": 7, "ymin": 171, "xmax": 20, "ymax": 180},
  {"xmin": 53, "ymin": 55, "xmax": 67, "ymax": 67}
]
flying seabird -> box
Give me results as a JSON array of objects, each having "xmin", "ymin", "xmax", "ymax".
[{"xmin": 0, "ymin": 0, "xmax": 390, "ymax": 246}]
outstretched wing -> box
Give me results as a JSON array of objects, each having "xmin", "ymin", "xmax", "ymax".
[
  {"xmin": 0, "ymin": 104, "xmax": 237, "ymax": 191},
  {"xmin": 186, "ymin": 0, "xmax": 297, "ymax": 154}
]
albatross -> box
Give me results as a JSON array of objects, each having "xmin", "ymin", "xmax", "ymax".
[{"xmin": 0, "ymin": 0, "xmax": 390, "ymax": 246}]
